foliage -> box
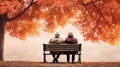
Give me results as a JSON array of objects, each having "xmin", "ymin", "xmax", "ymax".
[{"xmin": 0, "ymin": 0, "xmax": 120, "ymax": 45}]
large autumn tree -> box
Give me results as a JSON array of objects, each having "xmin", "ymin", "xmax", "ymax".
[
  {"xmin": 0, "ymin": 0, "xmax": 120, "ymax": 60},
  {"xmin": 0, "ymin": 0, "xmax": 39, "ymax": 60}
]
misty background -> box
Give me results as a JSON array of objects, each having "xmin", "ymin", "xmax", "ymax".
[{"xmin": 4, "ymin": 24, "xmax": 120, "ymax": 62}]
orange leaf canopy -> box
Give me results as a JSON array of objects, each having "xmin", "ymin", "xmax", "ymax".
[{"xmin": 1, "ymin": 0, "xmax": 120, "ymax": 45}]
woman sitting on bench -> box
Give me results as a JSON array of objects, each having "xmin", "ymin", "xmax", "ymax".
[{"xmin": 64, "ymin": 32, "xmax": 78, "ymax": 63}]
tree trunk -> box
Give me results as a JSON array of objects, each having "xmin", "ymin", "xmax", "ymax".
[
  {"xmin": 0, "ymin": 16, "xmax": 5, "ymax": 60},
  {"xmin": 0, "ymin": 0, "xmax": 34, "ymax": 61}
]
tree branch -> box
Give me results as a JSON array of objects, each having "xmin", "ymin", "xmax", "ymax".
[
  {"xmin": 83, "ymin": 0, "xmax": 103, "ymax": 5},
  {"xmin": 80, "ymin": 0, "xmax": 93, "ymax": 17},
  {"xmin": 79, "ymin": 0, "xmax": 103, "ymax": 15},
  {"xmin": 93, "ymin": 3, "xmax": 105, "ymax": 21},
  {"xmin": 93, "ymin": 2, "xmax": 110, "ymax": 27},
  {"xmin": 6, "ymin": 0, "xmax": 35, "ymax": 22},
  {"xmin": 80, "ymin": 0, "xmax": 105, "ymax": 19}
]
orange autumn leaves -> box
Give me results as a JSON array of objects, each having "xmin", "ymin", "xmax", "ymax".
[
  {"xmin": 6, "ymin": 20, "xmax": 40, "ymax": 40},
  {"xmin": 38, "ymin": 0, "xmax": 120, "ymax": 45},
  {"xmin": 0, "ymin": 0, "xmax": 40, "ymax": 40},
  {"xmin": 36, "ymin": 0, "xmax": 79, "ymax": 32},
  {"xmin": 0, "ymin": 0, "xmax": 23, "ymax": 18},
  {"xmin": 1, "ymin": 0, "xmax": 120, "ymax": 45},
  {"xmin": 73, "ymin": 0, "xmax": 120, "ymax": 45}
]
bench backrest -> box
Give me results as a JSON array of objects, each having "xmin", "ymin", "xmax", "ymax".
[{"xmin": 43, "ymin": 43, "xmax": 82, "ymax": 51}]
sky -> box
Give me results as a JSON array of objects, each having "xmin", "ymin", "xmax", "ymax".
[{"xmin": 4, "ymin": 24, "xmax": 120, "ymax": 62}]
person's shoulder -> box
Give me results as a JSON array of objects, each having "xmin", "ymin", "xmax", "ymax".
[
  {"xmin": 59, "ymin": 37, "xmax": 63, "ymax": 39},
  {"xmin": 58, "ymin": 38, "xmax": 63, "ymax": 41},
  {"xmin": 74, "ymin": 37, "xmax": 77, "ymax": 40},
  {"xmin": 74, "ymin": 38, "xmax": 77, "ymax": 39}
]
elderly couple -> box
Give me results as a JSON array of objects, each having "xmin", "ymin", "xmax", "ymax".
[{"xmin": 49, "ymin": 32, "xmax": 78, "ymax": 63}]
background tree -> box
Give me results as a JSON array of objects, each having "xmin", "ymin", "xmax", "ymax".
[
  {"xmin": 0, "ymin": 0, "xmax": 39, "ymax": 60},
  {"xmin": 0, "ymin": 0, "xmax": 120, "ymax": 60}
]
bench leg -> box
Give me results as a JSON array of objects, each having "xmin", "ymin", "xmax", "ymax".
[
  {"xmin": 44, "ymin": 54, "xmax": 46, "ymax": 62},
  {"xmin": 78, "ymin": 54, "xmax": 81, "ymax": 63}
]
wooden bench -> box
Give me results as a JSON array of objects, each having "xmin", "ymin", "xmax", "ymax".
[{"xmin": 43, "ymin": 43, "xmax": 82, "ymax": 63}]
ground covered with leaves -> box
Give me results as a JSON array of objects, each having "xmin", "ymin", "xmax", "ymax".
[{"xmin": 0, "ymin": 61, "xmax": 119, "ymax": 67}]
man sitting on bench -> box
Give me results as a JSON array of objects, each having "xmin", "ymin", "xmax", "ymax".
[{"xmin": 49, "ymin": 32, "xmax": 63, "ymax": 63}]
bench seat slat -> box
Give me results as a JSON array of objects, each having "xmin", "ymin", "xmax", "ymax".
[
  {"xmin": 43, "ymin": 43, "xmax": 82, "ymax": 63},
  {"xmin": 44, "ymin": 44, "xmax": 81, "ymax": 51},
  {"xmin": 43, "ymin": 53, "xmax": 81, "ymax": 55}
]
